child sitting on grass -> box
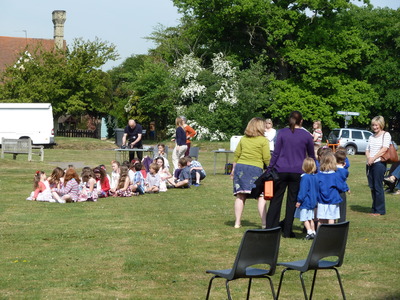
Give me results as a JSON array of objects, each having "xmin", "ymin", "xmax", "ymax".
[
  {"xmin": 52, "ymin": 167, "xmax": 80, "ymax": 203},
  {"xmin": 130, "ymin": 162, "xmax": 145, "ymax": 195},
  {"xmin": 155, "ymin": 143, "xmax": 170, "ymax": 169},
  {"xmin": 155, "ymin": 156, "xmax": 172, "ymax": 192},
  {"xmin": 185, "ymin": 156, "xmax": 206, "ymax": 186},
  {"xmin": 27, "ymin": 170, "xmax": 54, "ymax": 202},
  {"xmin": 145, "ymin": 163, "xmax": 160, "ymax": 193},
  {"xmin": 94, "ymin": 167, "xmax": 110, "ymax": 198},
  {"xmin": 294, "ymin": 158, "xmax": 318, "ymax": 240},
  {"xmin": 78, "ymin": 167, "xmax": 98, "ymax": 202},
  {"xmin": 168, "ymin": 157, "xmax": 191, "ymax": 188},
  {"xmin": 110, "ymin": 165, "xmax": 132, "ymax": 197}
]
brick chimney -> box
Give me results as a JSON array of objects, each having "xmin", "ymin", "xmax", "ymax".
[{"xmin": 52, "ymin": 10, "xmax": 66, "ymax": 50}]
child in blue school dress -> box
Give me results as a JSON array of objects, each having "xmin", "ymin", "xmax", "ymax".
[
  {"xmin": 295, "ymin": 158, "xmax": 318, "ymax": 240},
  {"xmin": 316, "ymin": 153, "xmax": 348, "ymax": 225}
]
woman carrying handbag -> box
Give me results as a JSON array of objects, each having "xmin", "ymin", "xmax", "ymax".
[{"xmin": 366, "ymin": 116, "xmax": 391, "ymax": 216}]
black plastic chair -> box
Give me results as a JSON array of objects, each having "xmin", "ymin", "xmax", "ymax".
[
  {"xmin": 189, "ymin": 146, "xmax": 199, "ymax": 160},
  {"xmin": 276, "ymin": 221, "xmax": 350, "ymax": 300},
  {"xmin": 206, "ymin": 227, "xmax": 281, "ymax": 300}
]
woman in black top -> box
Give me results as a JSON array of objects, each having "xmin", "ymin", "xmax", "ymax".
[{"xmin": 172, "ymin": 117, "xmax": 188, "ymax": 172}]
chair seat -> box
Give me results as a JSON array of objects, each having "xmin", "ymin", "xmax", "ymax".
[
  {"xmin": 207, "ymin": 267, "xmax": 272, "ymax": 279},
  {"xmin": 278, "ymin": 259, "xmax": 339, "ymax": 272}
]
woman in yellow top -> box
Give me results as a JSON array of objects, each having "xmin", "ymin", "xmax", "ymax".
[{"xmin": 231, "ymin": 117, "xmax": 271, "ymax": 228}]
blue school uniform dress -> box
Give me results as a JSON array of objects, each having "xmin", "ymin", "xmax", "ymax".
[
  {"xmin": 316, "ymin": 171, "xmax": 347, "ymax": 219},
  {"xmin": 294, "ymin": 173, "xmax": 318, "ymax": 221}
]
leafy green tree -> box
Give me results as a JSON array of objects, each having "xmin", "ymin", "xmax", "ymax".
[
  {"xmin": 127, "ymin": 56, "xmax": 177, "ymax": 136},
  {"xmin": 340, "ymin": 7, "xmax": 400, "ymax": 128},
  {"xmin": 0, "ymin": 37, "xmax": 118, "ymax": 118}
]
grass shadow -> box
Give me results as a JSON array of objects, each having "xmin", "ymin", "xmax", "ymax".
[
  {"xmin": 350, "ymin": 204, "xmax": 371, "ymax": 213},
  {"xmin": 224, "ymin": 220, "xmax": 260, "ymax": 228}
]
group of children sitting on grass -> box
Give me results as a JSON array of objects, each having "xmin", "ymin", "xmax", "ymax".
[
  {"xmin": 26, "ymin": 144, "xmax": 206, "ymax": 203},
  {"xmin": 294, "ymin": 146, "xmax": 350, "ymax": 240}
]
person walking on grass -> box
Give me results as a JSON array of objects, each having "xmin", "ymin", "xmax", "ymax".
[
  {"xmin": 265, "ymin": 111, "xmax": 315, "ymax": 238},
  {"xmin": 171, "ymin": 117, "xmax": 187, "ymax": 172},
  {"xmin": 231, "ymin": 117, "xmax": 270, "ymax": 229}
]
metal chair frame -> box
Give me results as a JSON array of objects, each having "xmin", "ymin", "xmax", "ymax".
[
  {"xmin": 276, "ymin": 221, "xmax": 350, "ymax": 300},
  {"xmin": 206, "ymin": 228, "xmax": 281, "ymax": 300}
]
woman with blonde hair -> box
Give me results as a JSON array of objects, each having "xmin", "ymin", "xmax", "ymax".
[
  {"xmin": 366, "ymin": 116, "xmax": 390, "ymax": 215},
  {"xmin": 231, "ymin": 117, "xmax": 271, "ymax": 228},
  {"xmin": 172, "ymin": 117, "xmax": 188, "ymax": 172}
]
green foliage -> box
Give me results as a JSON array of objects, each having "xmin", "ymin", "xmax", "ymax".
[
  {"xmin": 340, "ymin": 7, "xmax": 400, "ymax": 124},
  {"xmin": 0, "ymin": 38, "xmax": 118, "ymax": 118}
]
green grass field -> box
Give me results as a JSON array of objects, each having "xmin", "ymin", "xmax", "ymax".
[{"xmin": 1, "ymin": 137, "xmax": 399, "ymax": 299}]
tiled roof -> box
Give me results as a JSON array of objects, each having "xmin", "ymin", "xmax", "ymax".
[{"xmin": 0, "ymin": 36, "xmax": 64, "ymax": 74}]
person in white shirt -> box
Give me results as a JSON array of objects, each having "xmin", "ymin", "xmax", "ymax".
[{"xmin": 365, "ymin": 116, "xmax": 391, "ymax": 216}]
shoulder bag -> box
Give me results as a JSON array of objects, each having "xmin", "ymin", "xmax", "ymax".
[{"xmin": 380, "ymin": 132, "xmax": 398, "ymax": 163}]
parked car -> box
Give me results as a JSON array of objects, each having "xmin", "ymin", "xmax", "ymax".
[{"xmin": 328, "ymin": 128, "xmax": 373, "ymax": 155}]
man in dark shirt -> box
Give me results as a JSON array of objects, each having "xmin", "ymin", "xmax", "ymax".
[{"xmin": 122, "ymin": 119, "xmax": 143, "ymax": 162}]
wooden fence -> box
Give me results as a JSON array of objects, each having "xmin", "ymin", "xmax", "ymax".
[{"xmin": 57, "ymin": 129, "xmax": 99, "ymax": 139}]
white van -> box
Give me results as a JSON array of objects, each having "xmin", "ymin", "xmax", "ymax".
[{"xmin": 0, "ymin": 103, "xmax": 55, "ymax": 145}]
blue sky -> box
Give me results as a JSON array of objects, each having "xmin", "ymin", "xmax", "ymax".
[{"xmin": 1, "ymin": 0, "xmax": 398, "ymax": 71}]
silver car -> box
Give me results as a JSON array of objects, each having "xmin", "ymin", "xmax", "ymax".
[{"xmin": 328, "ymin": 128, "xmax": 373, "ymax": 155}]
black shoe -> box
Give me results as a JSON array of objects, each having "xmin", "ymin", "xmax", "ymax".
[
  {"xmin": 305, "ymin": 233, "xmax": 315, "ymax": 240},
  {"xmin": 283, "ymin": 232, "xmax": 296, "ymax": 238}
]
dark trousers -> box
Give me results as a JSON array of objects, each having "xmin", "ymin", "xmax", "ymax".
[
  {"xmin": 128, "ymin": 145, "xmax": 143, "ymax": 163},
  {"xmin": 367, "ymin": 162, "xmax": 386, "ymax": 215},
  {"xmin": 338, "ymin": 192, "xmax": 347, "ymax": 223},
  {"xmin": 266, "ymin": 172, "xmax": 301, "ymax": 237}
]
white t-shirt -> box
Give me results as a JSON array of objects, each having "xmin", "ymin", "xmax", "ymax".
[
  {"xmin": 367, "ymin": 132, "xmax": 391, "ymax": 163},
  {"xmin": 264, "ymin": 128, "xmax": 277, "ymax": 151}
]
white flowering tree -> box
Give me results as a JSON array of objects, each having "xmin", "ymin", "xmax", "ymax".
[
  {"xmin": 170, "ymin": 52, "xmax": 242, "ymax": 140},
  {"xmin": 170, "ymin": 53, "xmax": 206, "ymax": 102}
]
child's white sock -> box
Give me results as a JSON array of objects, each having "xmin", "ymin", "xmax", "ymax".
[
  {"xmin": 312, "ymin": 230, "xmax": 316, "ymax": 235},
  {"xmin": 307, "ymin": 229, "xmax": 313, "ymax": 235}
]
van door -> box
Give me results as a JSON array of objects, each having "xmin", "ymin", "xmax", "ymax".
[{"xmin": 351, "ymin": 130, "xmax": 366, "ymax": 152}]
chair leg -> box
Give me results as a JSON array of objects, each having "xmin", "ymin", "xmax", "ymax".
[
  {"xmin": 246, "ymin": 278, "xmax": 252, "ymax": 300},
  {"xmin": 276, "ymin": 268, "xmax": 288, "ymax": 299},
  {"xmin": 225, "ymin": 280, "xmax": 233, "ymax": 300},
  {"xmin": 333, "ymin": 268, "xmax": 347, "ymax": 300},
  {"xmin": 266, "ymin": 276, "xmax": 277, "ymax": 300},
  {"xmin": 205, "ymin": 276, "xmax": 217, "ymax": 300},
  {"xmin": 299, "ymin": 272, "xmax": 309, "ymax": 300},
  {"xmin": 309, "ymin": 270, "xmax": 318, "ymax": 300}
]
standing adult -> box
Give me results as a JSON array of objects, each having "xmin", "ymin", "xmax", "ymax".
[
  {"xmin": 264, "ymin": 118, "xmax": 277, "ymax": 153},
  {"xmin": 312, "ymin": 120, "xmax": 323, "ymax": 156},
  {"xmin": 122, "ymin": 119, "xmax": 143, "ymax": 163},
  {"xmin": 366, "ymin": 116, "xmax": 390, "ymax": 216},
  {"xmin": 172, "ymin": 117, "xmax": 188, "ymax": 172},
  {"xmin": 181, "ymin": 116, "xmax": 196, "ymax": 156},
  {"xmin": 231, "ymin": 117, "xmax": 270, "ymax": 229},
  {"xmin": 266, "ymin": 111, "xmax": 315, "ymax": 238}
]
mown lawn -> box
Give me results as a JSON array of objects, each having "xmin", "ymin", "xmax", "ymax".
[{"xmin": 0, "ymin": 137, "xmax": 399, "ymax": 299}]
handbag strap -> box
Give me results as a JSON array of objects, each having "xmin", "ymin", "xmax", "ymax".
[{"xmin": 381, "ymin": 131, "xmax": 392, "ymax": 148}]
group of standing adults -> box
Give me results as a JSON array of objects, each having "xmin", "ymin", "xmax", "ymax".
[
  {"xmin": 232, "ymin": 111, "xmax": 390, "ymax": 236},
  {"xmin": 121, "ymin": 117, "xmax": 197, "ymax": 173}
]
